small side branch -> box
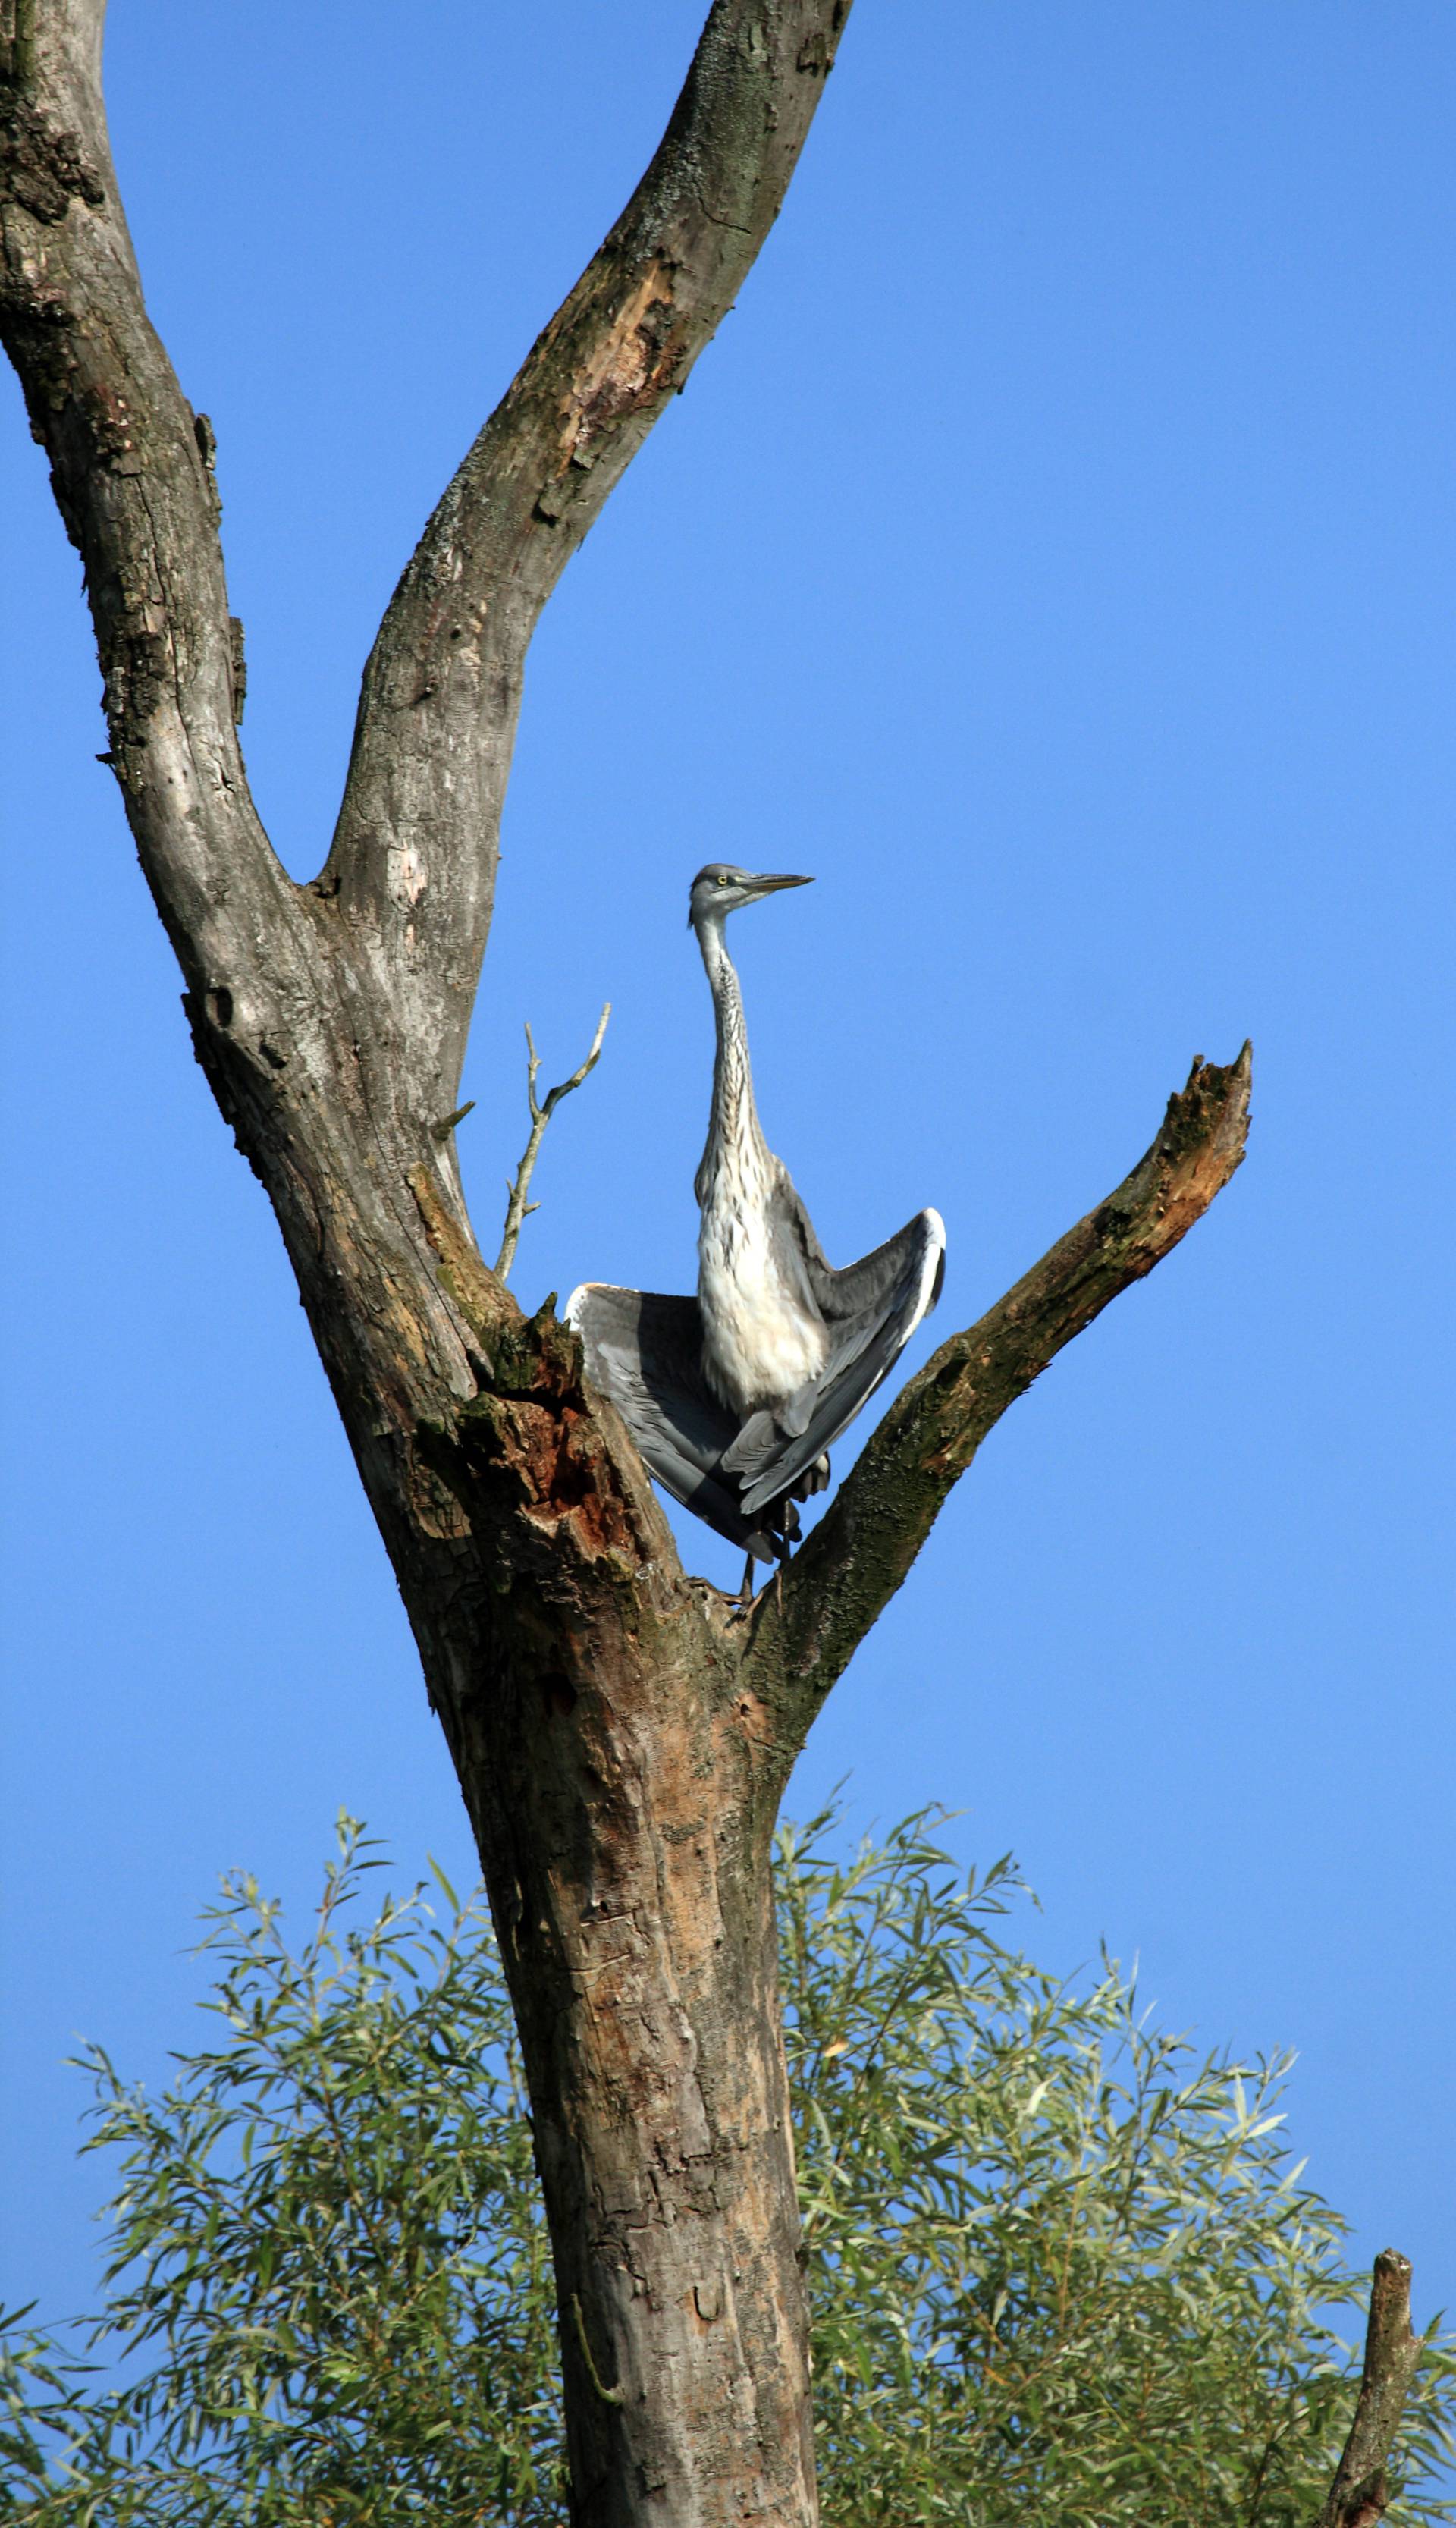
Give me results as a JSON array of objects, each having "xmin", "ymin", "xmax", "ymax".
[
  {"xmin": 746, "ymin": 1046, "xmax": 1252, "ymax": 1747},
  {"xmin": 495, "ymin": 1003, "xmax": 610, "ymax": 1283},
  {"xmin": 571, "ymin": 2292, "xmax": 626, "ymax": 2408},
  {"xmin": 1315, "ymin": 2251, "xmax": 1423, "ymax": 2528}
]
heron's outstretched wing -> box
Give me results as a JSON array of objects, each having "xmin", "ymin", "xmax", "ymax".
[
  {"xmin": 563, "ymin": 1283, "xmax": 780, "ymax": 1559},
  {"xmin": 727, "ymin": 1207, "xmax": 946, "ymax": 1518}
]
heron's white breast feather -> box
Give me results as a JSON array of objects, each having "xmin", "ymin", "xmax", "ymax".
[{"xmin": 698, "ymin": 1146, "xmax": 828, "ymax": 1418}]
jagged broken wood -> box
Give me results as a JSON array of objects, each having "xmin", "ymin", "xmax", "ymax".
[{"xmin": 1315, "ymin": 2251, "xmax": 1425, "ymax": 2528}]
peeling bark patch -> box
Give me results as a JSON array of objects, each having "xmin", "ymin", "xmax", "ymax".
[
  {"xmin": 386, "ymin": 838, "xmax": 426, "ymax": 910},
  {"xmin": 102, "ymin": 623, "xmax": 170, "ymax": 749},
  {"xmin": 228, "ymin": 614, "xmax": 246, "ymax": 722},
  {"xmin": 0, "ymin": 98, "xmax": 104, "ymax": 224},
  {"xmin": 563, "ymin": 260, "xmax": 683, "ymax": 459},
  {"xmin": 86, "ymin": 375, "xmax": 143, "ymax": 466}
]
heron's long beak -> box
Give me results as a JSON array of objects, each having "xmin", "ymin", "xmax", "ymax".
[{"xmin": 746, "ymin": 872, "xmax": 814, "ymax": 897}]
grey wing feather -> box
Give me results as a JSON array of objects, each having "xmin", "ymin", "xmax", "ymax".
[
  {"xmin": 736, "ymin": 1207, "xmax": 946, "ymax": 1518},
  {"xmin": 761, "ymin": 1167, "xmax": 943, "ymax": 1332},
  {"xmin": 564, "ymin": 1283, "xmax": 779, "ymax": 1559},
  {"xmin": 762, "ymin": 1163, "xmax": 833, "ymax": 1316}
]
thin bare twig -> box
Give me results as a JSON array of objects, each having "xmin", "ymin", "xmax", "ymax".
[
  {"xmin": 1314, "ymin": 2250, "xmax": 1424, "ymax": 2528},
  {"xmin": 494, "ymin": 1003, "xmax": 610, "ymax": 1282}
]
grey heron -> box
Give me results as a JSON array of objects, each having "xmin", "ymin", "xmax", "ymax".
[{"xmin": 566, "ymin": 866, "xmax": 945, "ymax": 1587}]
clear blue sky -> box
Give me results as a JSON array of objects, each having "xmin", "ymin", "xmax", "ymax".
[{"xmin": 3, "ymin": 0, "xmax": 1454, "ymax": 2365}]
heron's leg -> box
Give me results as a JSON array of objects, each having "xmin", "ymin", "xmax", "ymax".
[
  {"xmin": 736, "ymin": 1551, "xmax": 757, "ymax": 1609},
  {"xmin": 769, "ymin": 1518, "xmax": 796, "ymax": 1610}
]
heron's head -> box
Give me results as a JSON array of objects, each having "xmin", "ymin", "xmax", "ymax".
[{"xmin": 687, "ymin": 865, "xmax": 814, "ymax": 930}]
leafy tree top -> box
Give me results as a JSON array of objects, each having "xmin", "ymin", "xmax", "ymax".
[{"xmin": 5, "ymin": 1816, "xmax": 1452, "ymax": 2526}]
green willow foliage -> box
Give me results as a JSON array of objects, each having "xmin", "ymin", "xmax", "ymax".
[{"xmin": 4, "ymin": 1816, "xmax": 1452, "ymax": 2526}]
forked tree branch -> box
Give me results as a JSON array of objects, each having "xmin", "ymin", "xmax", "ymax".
[
  {"xmin": 745, "ymin": 1047, "xmax": 1253, "ymax": 1742},
  {"xmin": 1315, "ymin": 2252, "xmax": 1424, "ymax": 2528},
  {"xmin": 321, "ymin": 0, "xmax": 855, "ymax": 1110},
  {"xmin": 495, "ymin": 1003, "xmax": 610, "ymax": 1283},
  {"xmin": 4, "ymin": 0, "xmax": 853, "ymax": 1139}
]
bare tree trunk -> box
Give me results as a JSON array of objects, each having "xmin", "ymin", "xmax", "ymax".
[{"xmin": 2, "ymin": 6, "xmax": 1252, "ymax": 2520}]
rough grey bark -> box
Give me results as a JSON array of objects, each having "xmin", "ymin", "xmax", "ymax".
[{"xmin": 4, "ymin": 8, "xmax": 1252, "ymax": 2523}]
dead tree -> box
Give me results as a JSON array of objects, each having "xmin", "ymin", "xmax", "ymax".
[{"xmin": 2, "ymin": 5, "xmax": 1255, "ymax": 2520}]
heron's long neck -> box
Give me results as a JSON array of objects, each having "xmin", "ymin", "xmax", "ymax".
[{"xmin": 696, "ymin": 916, "xmax": 767, "ymax": 1195}]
